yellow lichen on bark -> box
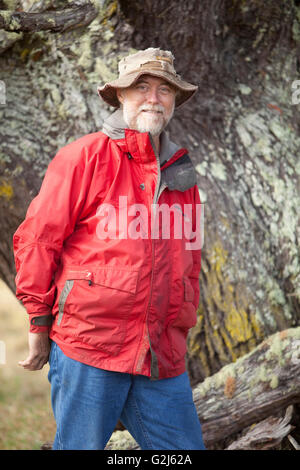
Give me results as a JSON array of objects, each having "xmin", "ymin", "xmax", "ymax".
[
  {"xmin": 0, "ymin": 180, "xmax": 13, "ymax": 200},
  {"xmin": 209, "ymin": 240, "xmax": 262, "ymax": 349},
  {"xmin": 189, "ymin": 238, "xmax": 263, "ymax": 375}
]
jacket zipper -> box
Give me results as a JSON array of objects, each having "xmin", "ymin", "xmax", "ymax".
[{"xmin": 134, "ymin": 134, "xmax": 167, "ymax": 379}]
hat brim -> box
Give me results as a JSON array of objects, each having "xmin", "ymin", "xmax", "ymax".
[{"xmin": 97, "ymin": 69, "xmax": 198, "ymax": 108}]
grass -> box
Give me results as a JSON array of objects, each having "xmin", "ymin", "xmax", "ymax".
[{"xmin": 0, "ymin": 280, "xmax": 56, "ymax": 450}]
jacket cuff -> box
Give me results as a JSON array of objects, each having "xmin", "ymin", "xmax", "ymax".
[{"xmin": 29, "ymin": 314, "xmax": 52, "ymax": 333}]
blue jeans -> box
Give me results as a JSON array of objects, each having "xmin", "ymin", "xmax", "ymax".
[{"xmin": 48, "ymin": 341, "xmax": 206, "ymax": 450}]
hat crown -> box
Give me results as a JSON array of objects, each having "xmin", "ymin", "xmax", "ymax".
[{"xmin": 118, "ymin": 48, "xmax": 176, "ymax": 77}]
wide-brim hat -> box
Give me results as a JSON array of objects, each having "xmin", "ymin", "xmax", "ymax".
[{"xmin": 97, "ymin": 48, "xmax": 198, "ymax": 108}]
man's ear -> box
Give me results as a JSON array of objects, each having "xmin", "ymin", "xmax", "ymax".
[{"xmin": 116, "ymin": 88, "xmax": 124, "ymax": 105}]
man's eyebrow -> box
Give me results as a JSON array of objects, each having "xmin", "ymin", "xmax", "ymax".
[
  {"xmin": 135, "ymin": 78, "xmax": 173, "ymax": 87},
  {"xmin": 135, "ymin": 79, "xmax": 148, "ymax": 85}
]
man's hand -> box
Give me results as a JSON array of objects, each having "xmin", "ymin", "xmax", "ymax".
[{"xmin": 19, "ymin": 332, "xmax": 51, "ymax": 371}]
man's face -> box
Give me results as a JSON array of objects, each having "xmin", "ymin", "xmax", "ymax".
[{"xmin": 117, "ymin": 75, "xmax": 176, "ymax": 136}]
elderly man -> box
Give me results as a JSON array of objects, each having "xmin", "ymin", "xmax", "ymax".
[{"xmin": 13, "ymin": 48, "xmax": 205, "ymax": 450}]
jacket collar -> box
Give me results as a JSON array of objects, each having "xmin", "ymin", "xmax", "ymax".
[
  {"xmin": 101, "ymin": 109, "xmax": 196, "ymax": 192},
  {"xmin": 101, "ymin": 108, "xmax": 127, "ymax": 141}
]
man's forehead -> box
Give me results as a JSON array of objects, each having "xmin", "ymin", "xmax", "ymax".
[{"xmin": 135, "ymin": 74, "xmax": 173, "ymax": 87}]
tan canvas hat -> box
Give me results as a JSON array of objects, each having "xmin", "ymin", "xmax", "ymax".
[{"xmin": 97, "ymin": 48, "xmax": 198, "ymax": 108}]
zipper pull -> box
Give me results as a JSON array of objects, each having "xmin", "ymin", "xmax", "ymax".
[{"xmin": 86, "ymin": 272, "xmax": 93, "ymax": 286}]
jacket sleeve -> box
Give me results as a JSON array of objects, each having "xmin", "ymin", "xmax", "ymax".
[
  {"xmin": 188, "ymin": 184, "xmax": 202, "ymax": 311},
  {"xmin": 13, "ymin": 144, "xmax": 94, "ymax": 333}
]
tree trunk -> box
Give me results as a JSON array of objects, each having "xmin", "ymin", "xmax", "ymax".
[
  {"xmin": 0, "ymin": 0, "xmax": 299, "ymax": 385},
  {"xmin": 193, "ymin": 327, "xmax": 300, "ymax": 447}
]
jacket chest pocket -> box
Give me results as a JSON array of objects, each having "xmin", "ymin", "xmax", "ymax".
[{"xmin": 56, "ymin": 267, "xmax": 139, "ymax": 355}]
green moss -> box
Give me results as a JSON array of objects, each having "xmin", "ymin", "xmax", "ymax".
[
  {"xmin": 257, "ymin": 364, "xmax": 269, "ymax": 383},
  {"xmin": 265, "ymin": 333, "xmax": 289, "ymax": 364},
  {"xmin": 0, "ymin": 153, "xmax": 12, "ymax": 164},
  {"xmin": 292, "ymin": 19, "xmax": 300, "ymax": 43},
  {"xmin": 210, "ymin": 162, "xmax": 227, "ymax": 181},
  {"xmin": 3, "ymin": 0, "xmax": 18, "ymax": 9},
  {"xmin": 236, "ymin": 121, "xmax": 252, "ymax": 146},
  {"xmin": 1, "ymin": 11, "xmax": 20, "ymax": 31},
  {"xmin": 0, "ymin": 10, "xmax": 12, "ymax": 23},
  {"xmin": 238, "ymin": 84, "xmax": 252, "ymax": 95},
  {"xmin": 270, "ymin": 375, "xmax": 279, "ymax": 389},
  {"xmin": 94, "ymin": 57, "xmax": 116, "ymax": 82},
  {"xmin": 106, "ymin": 430, "xmax": 138, "ymax": 450}
]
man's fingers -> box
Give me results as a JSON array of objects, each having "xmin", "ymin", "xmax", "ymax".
[
  {"xmin": 18, "ymin": 356, "xmax": 32, "ymax": 367},
  {"xmin": 19, "ymin": 332, "xmax": 51, "ymax": 370},
  {"xmin": 18, "ymin": 354, "xmax": 48, "ymax": 370},
  {"xmin": 19, "ymin": 361, "xmax": 45, "ymax": 370}
]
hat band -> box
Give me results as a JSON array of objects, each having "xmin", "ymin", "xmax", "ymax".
[{"xmin": 119, "ymin": 60, "xmax": 175, "ymax": 78}]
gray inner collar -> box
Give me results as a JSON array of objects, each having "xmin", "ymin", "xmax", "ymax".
[
  {"xmin": 101, "ymin": 109, "xmax": 196, "ymax": 192},
  {"xmin": 102, "ymin": 109, "xmax": 180, "ymax": 165}
]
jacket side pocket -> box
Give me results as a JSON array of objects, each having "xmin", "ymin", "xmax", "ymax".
[{"xmin": 57, "ymin": 280, "xmax": 74, "ymax": 326}]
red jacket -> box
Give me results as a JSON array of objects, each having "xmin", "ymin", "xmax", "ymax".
[{"xmin": 13, "ymin": 110, "xmax": 202, "ymax": 379}]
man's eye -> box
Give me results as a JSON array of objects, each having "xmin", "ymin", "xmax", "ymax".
[
  {"xmin": 136, "ymin": 84, "xmax": 148, "ymax": 91},
  {"xmin": 159, "ymin": 87, "xmax": 172, "ymax": 94}
]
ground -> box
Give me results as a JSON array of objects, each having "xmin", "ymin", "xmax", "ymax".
[
  {"xmin": 0, "ymin": 280, "xmax": 56, "ymax": 449},
  {"xmin": 0, "ymin": 279, "xmax": 138, "ymax": 450}
]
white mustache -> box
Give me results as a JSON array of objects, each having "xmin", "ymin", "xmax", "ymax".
[{"xmin": 138, "ymin": 105, "xmax": 165, "ymax": 114}]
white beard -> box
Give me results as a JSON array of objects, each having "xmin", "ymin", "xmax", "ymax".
[{"xmin": 123, "ymin": 101, "xmax": 174, "ymax": 136}]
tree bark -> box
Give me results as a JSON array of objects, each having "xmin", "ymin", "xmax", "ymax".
[
  {"xmin": 0, "ymin": 0, "xmax": 299, "ymax": 385},
  {"xmin": 225, "ymin": 406, "xmax": 294, "ymax": 450},
  {"xmin": 0, "ymin": 3, "xmax": 97, "ymax": 33},
  {"xmin": 193, "ymin": 327, "xmax": 300, "ymax": 447}
]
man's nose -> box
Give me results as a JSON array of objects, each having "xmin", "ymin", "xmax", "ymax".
[{"xmin": 146, "ymin": 87, "xmax": 160, "ymax": 104}]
